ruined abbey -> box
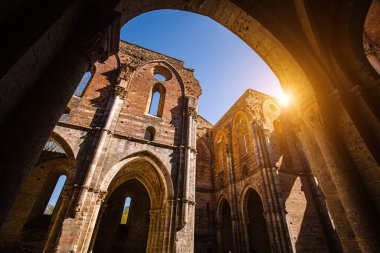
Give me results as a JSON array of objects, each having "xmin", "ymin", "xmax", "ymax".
[
  {"xmin": 0, "ymin": 41, "xmax": 337, "ymax": 253},
  {"xmin": 1, "ymin": 0, "xmax": 380, "ymax": 252}
]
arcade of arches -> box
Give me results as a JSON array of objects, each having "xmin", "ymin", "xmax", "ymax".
[{"xmin": 0, "ymin": 0, "xmax": 380, "ymax": 252}]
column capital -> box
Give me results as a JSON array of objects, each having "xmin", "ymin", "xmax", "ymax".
[{"xmin": 114, "ymin": 86, "xmax": 127, "ymax": 99}]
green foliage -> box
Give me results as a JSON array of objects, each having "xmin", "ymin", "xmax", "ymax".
[{"xmin": 120, "ymin": 207, "xmax": 129, "ymax": 224}]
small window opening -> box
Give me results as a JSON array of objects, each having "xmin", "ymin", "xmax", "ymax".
[
  {"xmin": 148, "ymin": 83, "xmax": 166, "ymax": 117},
  {"xmin": 43, "ymin": 175, "xmax": 67, "ymax": 215},
  {"xmin": 243, "ymin": 134, "xmax": 248, "ymax": 155},
  {"xmin": 149, "ymin": 91, "xmax": 160, "ymax": 116},
  {"xmin": 153, "ymin": 65, "xmax": 172, "ymax": 81},
  {"xmin": 120, "ymin": 196, "xmax": 132, "ymax": 225},
  {"xmin": 74, "ymin": 71, "xmax": 92, "ymax": 97},
  {"xmin": 144, "ymin": 126, "xmax": 156, "ymax": 141}
]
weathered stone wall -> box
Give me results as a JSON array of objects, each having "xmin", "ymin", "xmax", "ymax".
[
  {"xmin": 278, "ymin": 172, "xmax": 329, "ymax": 252},
  {"xmin": 204, "ymin": 89, "xmax": 333, "ymax": 252},
  {"xmin": 195, "ymin": 115, "xmax": 215, "ymax": 252},
  {"xmin": 0, "ymin": 42, "xmax": 201, "ymax": 253}
]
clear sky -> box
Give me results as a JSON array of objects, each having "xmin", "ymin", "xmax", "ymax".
[{"xmin": 121, "ymin": 10, "xmax": 283, "ymax": 124}]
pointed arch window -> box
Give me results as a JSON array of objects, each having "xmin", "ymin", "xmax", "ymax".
[
  {"xmin": 43, "ymin": 175, "xmax": 67, "ymax": 215},
  {"xmin": 120, "ymin": 196, "xmax": 132, "ymax": 225},
  {"xmin": 74, "ymin": 71, "xmax": 92, "ymax": 97},
  {"xmin": 148, "ymin": 83, "xmax": 166, "ymax": 117}
]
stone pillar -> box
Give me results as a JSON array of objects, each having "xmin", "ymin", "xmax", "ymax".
[
  {"xmin": 225, "ymin": 128, "xmax": 244, "ymax": 253},
  {"xmin": 300, "ymin": 104, "xmax": 380, "ymax": 252},
  {"xmin": 55, "ymin": 82, "xmax": 128, "ymax": 252},
  {"xmin": 331, "ymin": 90, "xmax": 380, "ymax": 212},
  {"xmin": 252, "ymin": 122, "xmax": 293, "ymax": 253},
  {"xmin": 176, "ymin": 96, "xmax": 197, "ymax": 253},
  {"xmin": 0, "ymin": 9, "xmax": 120, "ymax": 226}
]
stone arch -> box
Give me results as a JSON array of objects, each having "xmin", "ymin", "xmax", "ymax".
[
  {"xmin": 231, "ymin": 111, "xmax": 254, "ymax": 177},
  {"xmin": 241, "ymin": 187, "xmax": 271, "ymax": 253},
  {"xmin": 213, "ymin": 130, "xmax": 229, "ymax": 188},
  {"xmin": 100, "ymin": 150, "xmax": 174, "ymax": 204},
  {"xmin": 0, "ymin": 131, "xmax": 76, "ymax": 252},
  {"xmin": 144, "ymin": 60, "xmax": 187, "ymax": 95},
  {"xmin": 47, "ymin": 131, "xmax": 76, "ymax": 183},
  {"xmin": 216, "ymin": 196, "xmax": 234, "ymax": 253},
  {"xmin": 91, "ymin": 151, "xmax": 174, "ymax": 252},
  {"xmin": 116, "ymin": 2, "xmax": 315, "ymax": 100}
]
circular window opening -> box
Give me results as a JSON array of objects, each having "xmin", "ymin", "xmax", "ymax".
[
  {"xmin": 153, "ymin": 66, "xmax": 172, "ymax": 81},
  {"xmin": 154, "ymin": 73, "xmax": 167, "ymax": 81}
]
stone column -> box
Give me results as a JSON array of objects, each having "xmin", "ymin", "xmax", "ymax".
[
  {"xmin": 0, "ymin": 10, "xmax": 120, "ymax": 226},
  {"xmin": 330, "ymin": 89, "xmax": 380, "ymax": 212},
  {"xmin": 225, "ymin": 127, "xmax": 244, "ymax": 253},
  {"xmin": 55, "ymin": 82, "xmax": 128, "ymax": 252},
  {"xmin": 176, "ymin": 96, "xmax": 197, "ymax": 253},
  {"xmin": 301, "ymin": 105, "xmax": 380, "ymax": 252},
  {"xmin": 253, "ymin": 122, "xmax": 293, "ymax": 253}
]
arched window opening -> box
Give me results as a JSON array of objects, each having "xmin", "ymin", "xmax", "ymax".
[
  {"xmin": 144, "ymin": 126, "xmax": 156, "ymax": 141},
  {"xmin": 74, "ymin": 71, "xmax": 92, "ymax": 97},
  {"xmin": 153, "ymin": 65, "xmax": 172, "ymax": 81},
  {"xmin": 149, "ymin": 91, "xmax": 160, "ymax": 115},
  {"xmin": 59, "ymin": 107, "xmax": 71, "ymax": 122},
  {"xmin": 43, "ymin": 175, "xmax": 67, "ymax": 215},
  {"xmin": 233, "ymin": 113, "xmax": 250, "ymax": 160},
  {"xmin": 148, "ymin": 83, "xmax": 166, "ymax": 117},
  {"xmin": 214, "ymin": 132, "xmax": 227, "ymax": 174},
  {"xmin": 120, "ymin": 196, "xmax": 132, "ymax": 225}
]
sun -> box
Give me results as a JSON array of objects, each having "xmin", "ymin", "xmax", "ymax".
[{"xmin": 278, "ymin": 92, "xmax": 291, "ymax": 106}]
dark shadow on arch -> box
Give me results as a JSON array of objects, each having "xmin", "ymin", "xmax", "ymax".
[
  {"xmin": 93, "ymin": 179, "xmax": 151, "ymax": 253},
  {"xmin": 243, "ymin": 188, "xmax": 270, "ymax": 253},
  {"xmin": 217, "ymin": 198, "xmax": 233, "ymax": 253}
]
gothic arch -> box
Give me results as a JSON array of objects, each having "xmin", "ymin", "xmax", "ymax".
[
  {"xmin": 241, "ymin": 187, "xmax": 271, "ymax": 253},
  {"xmin": 213, "ymin": 130, "xmax": 229, "ymax": 188},
  {"xmin": 231, "ymin": 111, "xmax": 254, "ymax": 171},
  {"xmin": 216, "ymin": 196, "xmax": 234, "ymax": 253},
  {"xmin": 142, "ymin": 60, "xmax": 187, "ymax": 95},
  {"xmin": 47, "ymin": 131, "xmax": 76, "ymax": 182},
  {"xmin": 100, "ymin": 150, "xmax": 174, "ymax": 206}
]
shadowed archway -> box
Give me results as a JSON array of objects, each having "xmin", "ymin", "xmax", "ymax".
[
  {"xmin": 243, "ymin": 188, "xmax": 270, "ymax": 253},
  {"xmin": 93, "ymin": 179, "xmax": 151, "ymax": 253}
]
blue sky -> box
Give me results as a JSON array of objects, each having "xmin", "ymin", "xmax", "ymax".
[
  {"xmin": 121, "ymin": 10, "xmax": 283, "ymax": 124},
  {"xmin": 46, "ymin": 10, "xmax": 283, "ymax": 209}
]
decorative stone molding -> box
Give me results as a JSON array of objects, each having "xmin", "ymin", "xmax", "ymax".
[
  {"xmin": 119, "ymin": 42, "xmax": 202, "ymax": 98},
  {"xmin": 114, "ymin": 86, "xmax": 127, "ymax": 99},
  {"xmin": 96, "ymin": 191, "xmax": 108, "ymax": 204},
  {"xmin": 245, "ymin": 93, "xmax": 264, "ymax": 120}
]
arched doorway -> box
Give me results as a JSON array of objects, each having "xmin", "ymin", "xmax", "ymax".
[
  {"xmin": 93, "ymin": 179, "xmax": 151, "ymax": 253},
  {"xmin": 218, "ymin": 198, "xmax": 233, "ymax": 253},
  {"xmin": 243, "ymin": 189, "xmax": 270, "ymax": 253},
  {"xmin": 82, "ymin": 153, "xmax": 174, "ymax": 253}
]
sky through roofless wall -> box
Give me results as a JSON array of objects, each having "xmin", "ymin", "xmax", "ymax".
[{"xmin": 121, "ymin": 10, "xmax": 283, "ymax": 124}]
